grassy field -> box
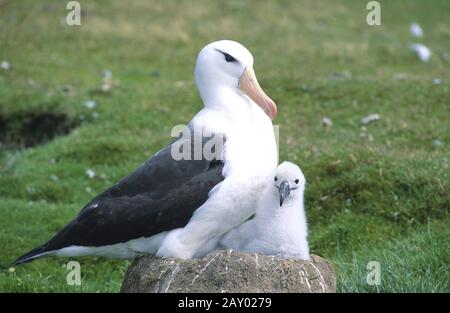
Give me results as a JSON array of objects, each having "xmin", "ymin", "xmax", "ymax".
[{"xmin": 0, "ymin": 0, "xmax": 448, "ymax": 292}]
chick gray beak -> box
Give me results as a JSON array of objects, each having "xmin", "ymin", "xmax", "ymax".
[{"xmin": 279, "ymin": 180, "xmax": 290, "ymax": 207}]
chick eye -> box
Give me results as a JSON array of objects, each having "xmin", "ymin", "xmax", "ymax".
[
  {"xmin": 295, "ymin": 179, "xmax": 299, "ymax": 184},
  {"xmin": 223, "ymin": 52, "xmax": 237, "ymax": 63},
  {"xmin": 274, "ymin": 177, "xmax": 278, "ymax": 181}
]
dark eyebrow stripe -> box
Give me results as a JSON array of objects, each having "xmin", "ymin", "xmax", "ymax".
[{"xmin": 214, "ymin": 48, "xmax": 225, "ymax": 54}]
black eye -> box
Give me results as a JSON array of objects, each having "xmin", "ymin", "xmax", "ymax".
[
  {"xmin": 274, "ymin": 177, "xmax": 278, "ymax": 181},
  {"xmin": 215, "ymin": 49, "xmax": 238, "ymax": 63},
  {"xmin": 295, "ymin": 179, "xmax": 299, "ymax": 184},
  {"xmin": 223, "ymin": 53, "xmax": 237, "ymax": 63}
]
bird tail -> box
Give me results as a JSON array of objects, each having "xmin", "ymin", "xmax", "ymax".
[{"xmin": 13, "ymin": 246, "xmax": 49, "ymax": 266}]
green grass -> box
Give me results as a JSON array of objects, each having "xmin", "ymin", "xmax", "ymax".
[
  {"xmin": 335, "ymin": 220, "xmax": 450, "ymax": 292},
  {"xmin": 0, "ymin": 0, "xmax": 449, "ymax": 292}
]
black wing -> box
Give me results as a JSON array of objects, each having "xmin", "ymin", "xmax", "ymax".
[{"xmin": 15, "ymin": 136, "xmax": 225, "ymax": 263}]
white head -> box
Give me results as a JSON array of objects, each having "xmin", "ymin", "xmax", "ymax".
[
  {"xmin": 194, "ymin": 40, "xmax": 277, "ymax": 119},
  {"xmin": 273, "ymin": 161, "xmax": 306, "ymax": 207}
]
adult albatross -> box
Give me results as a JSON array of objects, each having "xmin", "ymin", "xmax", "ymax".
[{"xmin": 14, "ymin": 40, "xmax": 278, "ymax": 264}]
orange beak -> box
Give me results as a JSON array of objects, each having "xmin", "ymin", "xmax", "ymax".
[{"xmin": 239, "ymin": 67, "xmax": 277, "ymax": 119}]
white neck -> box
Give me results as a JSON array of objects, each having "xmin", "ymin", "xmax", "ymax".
[
  {"xmin": 192, "ymin": 75, "xmax": 277, "ymax": 178},
  {"xmin": 198, "ymin": 84, "xmax": 257, "ymax": 122}
]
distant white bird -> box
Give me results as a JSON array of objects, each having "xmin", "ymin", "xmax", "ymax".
[
  {"xmin": 410, "ymin": 43, "xmax": 431, "ymax": 62},
  {"xmin": 218, "ymin": 162, "xmax": 310, "ymax": 260},
  {"xmin": 361, "ymin": 113, "xmax": 380, "ymax": 125},
  {"xmin": 84, "ymin": 100, "xmax": 96, "ymax": 109},
  {"xmin": 1, "ymin": 60, "xmax": 12, "ymax": 71},
  {"xmin": 410, "ymin": 23, "xmax": 424, "ymax": 38}
]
